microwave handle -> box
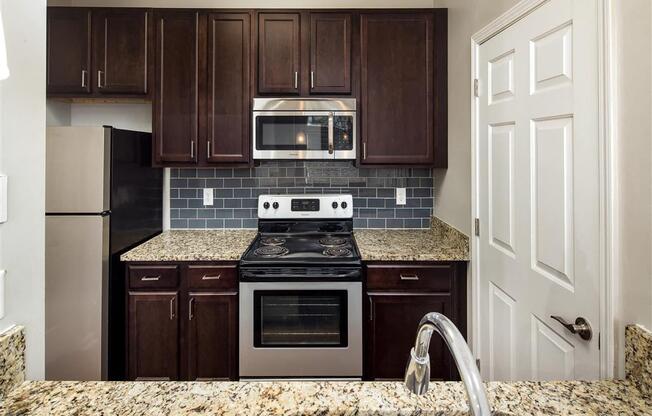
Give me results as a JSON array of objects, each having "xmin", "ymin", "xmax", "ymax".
[{"xmin": 328, "ymin": 112, "xmax": 334, "ymax": 155}]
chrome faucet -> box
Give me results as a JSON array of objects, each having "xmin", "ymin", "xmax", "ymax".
[{"xmin": 404, "ymin": 312, "xmax": 491, "ymax": 416}]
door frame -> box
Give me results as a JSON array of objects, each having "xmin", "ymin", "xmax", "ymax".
[{"xmin": 470, "ymin": 0, "xmax": 616, "ymax": 378}]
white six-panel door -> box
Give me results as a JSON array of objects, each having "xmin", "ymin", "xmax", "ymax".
[{"xmin": 477, "ymin": 0, "xmax": 601, "ymax": 380}]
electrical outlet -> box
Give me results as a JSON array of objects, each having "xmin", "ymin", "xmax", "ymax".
[
  {"xmin": 396, "ymin": 188, "xmax": 406, "ymax": 205},
  {"xmin": 203, "ymin": 188, "xmax": 214, "ymax": 206}
]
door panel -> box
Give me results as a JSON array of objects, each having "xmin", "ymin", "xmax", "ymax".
[
  {"xmin": 187, "ymin": 293, "xmax": 237, "ymax": 380},
  {"xmin": 367, "ymin": 293, "xmax": 450, "ymax": 380},
  {"xmin": 360, "ymin": 13, "xmax": 433, "ymax": 164},
  {"xmin": 478, "ymin": 0, "xmax": 600, "ymax": 381},
  {"xmin": 128, "ymin": 292, "xmax": 179, "ymax": 380},
  {"xmin": 207, "ymin": 13, "xmax": 250, "ymax": 163},
  {"xmin": 47, "ymin": 8, "xmax": 91, "ymax": 94},
  {"xmin": 154, "ymin": 11, "xmax": 199, "ymax": 163},
  {"xmin": 258, "ymin": 13, "xmax": 300, "ymax": 94},
  {"xmin": 309, "ymin": 13, "xmax": 351, "ymax": 94},
  {"xmin": 93, "ymin": 9, "xmax": 151, "ymax": 95}
]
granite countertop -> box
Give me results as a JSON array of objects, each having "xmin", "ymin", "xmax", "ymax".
[
  {"xmin": 1, "ymin": 379, "xmax": 650, "ymax": 415},
  {"xmin": 120, "ymin": 229, "xmax": 257, "ymax": 262},
  {"xmin": 354, "ymin": 217, "xmax": 469, "ymax": 262}
]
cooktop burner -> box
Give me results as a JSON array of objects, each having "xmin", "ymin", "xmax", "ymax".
[
  {"xmin": 319, "ymin": 237, "xmax": 347, "ymax": 247},
  {"xmin": 253, "ymin": 245, "xmax": 289, "ymax": 258},
  {"xmin": 323, "ymin": 247, "xmax": 352, "ymax": 257},
  {"xmin": 260, "ymin": 237, "xmax": 286, "ymax": 246}
]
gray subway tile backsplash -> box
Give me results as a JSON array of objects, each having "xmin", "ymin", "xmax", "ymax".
[{"xmin": 170, "ymin": 161, "xmax": 433, "ymax": 229}]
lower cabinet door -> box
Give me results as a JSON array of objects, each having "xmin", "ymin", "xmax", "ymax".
[
  {"xmin": 128, "ymin": 292, "xmax": 179, "ymax": 380},
  {"xmin": 367, "ymin": 293, "xmax": 452, "ymax": 380},
  {"xmin": 187, "ymin": 292, "xmax": 238, "ymax": 380}
]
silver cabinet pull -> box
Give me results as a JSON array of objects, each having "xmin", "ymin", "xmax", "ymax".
[
  {"xmin": 550, "ymin": 316, "xmax": 593, "ymax": 340},
  {"xmin": 202, "ymin": 274, "xmax": 221, "ymax": 281},
  {"xmin": 169, "ymin": 297, "xmax": 176, "ymax": 320},
  {"xmin": 97, "ymin": 70, "xmax": 104, "ymax": 88},
  {"xmin": 81, "ymin": 69, "xmax": 88, "ymax": 88},
  {"xmin": 294, "ymin": 71, "xmax": 298, "ymax": 89},
  {"xmin": 327, "ymin": 112, "xmax": 334, "ymax": 155},
  {"xmin": 190, "ymin": 140, "xmax": 195, "ymax": 159},
  {"xmin": 189, "ymin": 298, "xmax": 195, "ymax": 321},
  {"xmin": 207, "ymin": 141, "xmax": 211, "ymax": 159},
  {"xmin": 400, "ymin": 274, "xmax": 419, "ymax": 281},
  {"xmin": 369, "ymin": 297, "xmax": 373, "ymax": 321},
  {"xmin": 363, "ymin": 142, "xmax": 367, "ymax": 160},
  {"xmin": 310, "ymin": 71, "xmax": 314, "ymax": 89},
  {"xmin": 141, "ymin": 275, "xmax": 161, "ymax": 281}
]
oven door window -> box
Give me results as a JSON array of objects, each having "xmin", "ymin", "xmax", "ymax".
[
  {"xmin": 255, "ymin": 116, "xmax": 329, "ymax": 151},
  {"xmin": 253, "ymin": 290, "xmax": 348, "ymax": 348}
]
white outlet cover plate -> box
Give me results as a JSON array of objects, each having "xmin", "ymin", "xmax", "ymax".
[
  {"xmin": 0, "ymin": 175, "xmax": 6, "ymax": 223},
  {"xmin": 396, "ymin": 188, "xmax": 407, "ymax": 205},
  {"xmin": 203, "ymin": 188, "xmax": 214, "ymax": 206}
]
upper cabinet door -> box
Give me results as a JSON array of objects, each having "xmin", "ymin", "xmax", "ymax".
[
  {"xmin": 360, "ymin": 13, "xmax": 434, "ymax": 165},
  {"xmin": 47, "ymin": 8, "xmax": 92, "ymax": 94},
  {"xmin": 154, "ymin": 11, "xmax": 199, "ymax": 164},
  {"xmin": 93, "ymin": 9, "xmax": 152, "ymax": 95},
  {"xmin": 207, "ymin": 12, "xmax": 251, "ymax": 164},
  {"xmin": 309, "ymin": 13, "xmax": 351, "ymax": 94},
  {"xmin": 258, "ymin": 13, "xmax": 300, "ymax": 94}
]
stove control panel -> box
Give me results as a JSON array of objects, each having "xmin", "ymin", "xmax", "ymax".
[{"xmin": 258, "ymin": 194, "xmax": 353, "ymax": 219}]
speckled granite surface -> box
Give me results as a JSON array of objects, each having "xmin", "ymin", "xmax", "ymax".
[
  {"xmin": 626, "ymin": 324, "xmax": 652, "ymax": 396},
  {"xmin": 120, "ymin": 230, "xmax": 256, "ymax": 262},
  {"xmin": 0, "ymin": 326, "xmax": 25, "ymax": 401},
  {"xmin": 354, "ymin": 217, "xmax": 469, "ymax": 261},
  {"xmin": 0, "ymin": 379, "xmax": 649, "ymax": 415}
]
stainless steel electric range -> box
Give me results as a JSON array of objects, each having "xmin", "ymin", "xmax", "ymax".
[{"xmin": 239, "ymin": 194, "xmax": 363, "ymax": 379}]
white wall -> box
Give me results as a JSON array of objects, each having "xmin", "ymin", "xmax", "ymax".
[
  {"xmin": 612, "ymin": 0, "xmax": 652, "ymax": 376},
  {"xmin": 0, "ymin": 0, "xmax": 47, "ymax": 379},
  {"xmin": 432, "ymin": 0, "xmax": 518, "ymax": 235}
]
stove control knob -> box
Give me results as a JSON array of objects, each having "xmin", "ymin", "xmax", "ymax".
[
  {"xmin": 332, "ymin": 201, "xmax": 338, "ymax": 209},
  {"xmin": 263, "ymin": 202, "xmax": 270, "ymax": 210},
  {"xmin": 341, "ymin": 201, "xmax": 348, "ymax": 209},
  {"xmin": 272, "ymin": 202, "xmax": 279, "ymax": 209}
]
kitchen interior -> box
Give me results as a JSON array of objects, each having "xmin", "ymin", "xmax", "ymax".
[{"xmin": 0, "ymin": 0, "xmax": 651, "ymax": 415}]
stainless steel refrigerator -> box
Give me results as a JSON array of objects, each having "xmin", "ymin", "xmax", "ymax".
[{"xmin": 45, "ymin": 126, "xmax": 162, "ymax": 381}]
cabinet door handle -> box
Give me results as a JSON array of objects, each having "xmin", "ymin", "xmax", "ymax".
[
  {"xmin": 97, "ymin": 70, "xmax": 104, "ymax": 88},
  {"xmin": 202, "ymin": 274, "xmax": 221, "ymax": 281},
  {"xmin": 141, "ymin": 275, "xmax": 161, "ymax": 281},
  {"xmin": 363, "ymin": 142, "xmax": 367, "ymax": 160},
  {"xmin": 294, "ymin": 71, "xmax": 298, "ymax": 89},
  {"xmin": 400, "ymin": 274, "xmax": 419, "ymax": 281},
  {"xmin": 189, "ymin": 298, "xmax": 195, "ymax": 321},
  {"xmin": 169, "ymin": 297, "xmax": 176, "ymax": 320},
  {"xmin": 310, "ymin": 71, "xmax": 314, "ymax": 89},
  {"xmin": 207, "ymin": 141, "xmax": 211, "ymax": 159},
  {"xmin": 369, "ymin": 297, "xmax": 373, "ymax": 321},
  {"xmin": 190, "ymin": 140, "xmax": 195, "ymax": 159},
  {"xmin": 81, "ymin": 69, "xmax": 88, "ymax": 88}
]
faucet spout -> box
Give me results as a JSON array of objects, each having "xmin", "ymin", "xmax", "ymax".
[{"xmin": 404, "ymin": 312, "xmax": 491, "ymax": 416}]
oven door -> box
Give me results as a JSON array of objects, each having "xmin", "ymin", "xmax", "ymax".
[
  {"xmin": 239, "ymin": 281, "xmax": 362, "ymax": 378},
  {"xmin": 252, "ymin": 111, "xmax": 356, "ymax": 160}
]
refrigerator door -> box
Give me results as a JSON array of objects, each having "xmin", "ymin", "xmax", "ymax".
[
  {"xmin": 45, "ymin": 214, "xmax": 109, "ymax": 381},
  {"xmin": 46, "ymin": 126, "xmax": 110, "ymax": 213}
]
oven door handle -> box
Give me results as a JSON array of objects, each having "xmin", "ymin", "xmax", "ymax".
[{"xmin": 240, "ymin": 270, "xmax": 362, "ymax": 280}]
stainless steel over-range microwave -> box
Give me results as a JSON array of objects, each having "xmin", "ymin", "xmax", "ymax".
[{"xmin": 252, "ymin": 98, "xmax": 356, "ymax": 160}]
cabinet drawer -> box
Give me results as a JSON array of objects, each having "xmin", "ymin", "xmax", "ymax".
[
  {"xmin": 187, "ymin": 265, "xmax": 237, "ymax": 290},
  {"xmin": 366, "ymin": 264, "xmax": 453, "ymax": 292},
  {"xmin": 129, "ymin": 265, "xmax": 179, "ymax": 289}
]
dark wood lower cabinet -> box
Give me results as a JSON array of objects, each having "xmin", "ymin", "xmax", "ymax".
[
  {"xmin": 187, "ymin": 292, "xmax": 238, "ymax": 381},
  {"xmin": 128, "ymin": 291, "xmax": 179, "ymax": 381}
]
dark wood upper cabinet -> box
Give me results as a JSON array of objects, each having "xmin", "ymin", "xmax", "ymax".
[
  {"xmin": 258, "ymin": 13, "xmax": 300, "ymax": 94},
  {"xmin": 93, "ymin": 9, "xmax": 152, "ymax": 95},
  {"xmin": 47, "ymin": 8, "xmax": 92, "ymax": 94},
  {"xmin": 206, "ymin": 12, "xmax": 251, "ymax": 163},
  {"xmin": 309, "ymin": 13, "xmax": 351, "ymax": 94},
  {"xmin": 360, "ymin": 13, "xmax": 435, "ymax": 165},
  {"xmin": 128, "ymin": 291, "xmax": 179, "ymax": 381},
  {"xmin": 187, "ymin": 292, "xmax": 238, "ymax": 381},
  {"xmin": 153, "ymin": 10, "xmax": 200, "ymax": 164}
]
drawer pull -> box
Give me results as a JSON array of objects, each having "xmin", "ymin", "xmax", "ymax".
[
  {"xmin": 141, "ymin": 275, "xmax": 161, "ymax": 281},
  {"xmin": 400, "ymin": 274, "xmax": 419, "ymax": 281},
  {"xmin": 202, "ymin": 274, "xmax": 222, "ymax": 281}
]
